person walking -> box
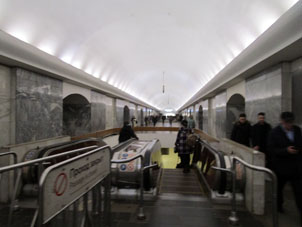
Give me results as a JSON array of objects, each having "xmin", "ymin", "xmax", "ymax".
[
  {"xmin": 152, "ymin": 115, "xmax": 158, "ymax": 127},
  {"xmin": 230, "ymin": 113, "xmax": 251, "ymax": 147},
  {"xmin": 251, "ymin": 112, "xmax": 272, "ymax": 166},
  {"xmin": 174, "ymin": 120, "xmax": 192, "ymax": 173},
  {"xmin": 169, "ymin": 116, "xmax": 173, "ymax": 127},
  {"xmin": 119, "ymin": 122, "xmax": 139, "ymax": 143},
  {"xmin": 144, "ymin": 116, "xmax": 149, "ymax": 126},
  {"xmin": 161, "ymin": 115, "xmax": 166, "ymax": 125},
  {"xmin": 131, "ymin": 116, "xmax": 137, "ymax": 128},
  {"xmin": 267, "ymin": 112, "xmax": 302, "ymax": 217}
]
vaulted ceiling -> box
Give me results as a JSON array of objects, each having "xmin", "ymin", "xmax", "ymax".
[{"xmin": 0, "ymin": 0, "xmax": 299, "ymax": 111}]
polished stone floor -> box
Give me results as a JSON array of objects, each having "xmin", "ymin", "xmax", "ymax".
[{"xmin": 110, "ymin": 194, "xmax": 264, "ymax": 227}]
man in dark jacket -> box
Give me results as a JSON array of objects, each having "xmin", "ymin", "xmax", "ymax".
[
  {"xmin": 119, "ymin": 122, "xmax": 139, "ymax": 143},
  {"xmin": 231, "ymin": 113, "xmax": 251, "ymax": 147},
  {"xmin": 251, "ymin": 112, "xmax": 272, "ymax": 166},
  {"xmin": 267, "ymin": 112, "xmax": 302, "ymax": 215}
]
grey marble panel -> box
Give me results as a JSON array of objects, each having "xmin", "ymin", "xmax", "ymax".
[
  {"xmin": 15, "ymin": 68, "xmax": 63, "ymax": 144},
  {"xmin": 116, "ymin": 106, "xmax": 124, "ymax": 128},
  {"xmin": 91, "ymin": 91, "xmax": 106, "ymax": 131},
  {"xmin": 215, "ymin": 92, "xmax": 227, "ymax": 139},
  {"xmin": 246, "ymin": 67, "xmax": 282, "ymax": 127},
  {"xmin": 201, "ymin": 100, "xmax": 209, "ymax": 133},
  {"xmin": 292, "ymin": 60, "xmax": 302, "ymax": 128},
  {"xmin": 0, "ymin": 65, "xmax": 11, "ymax": 147},
  {"xmin": 215, "ymin": 106, "xmax": 227, "ymax": 139}
]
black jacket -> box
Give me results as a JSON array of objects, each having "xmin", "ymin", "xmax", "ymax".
[
  {"xmin": 231, "ymin": 121, "xmax": 251, "ymax": 147},
  {"xmin": 267, "ymin": 125, "xmax": 302, "ymax": 175},
  {"xmin": 118, "ymin": 125, "xmax": 138, "ymax": 143},
  {"xmin": 251, "ymin": 122, "xmax": 272, "ymax": 153}
]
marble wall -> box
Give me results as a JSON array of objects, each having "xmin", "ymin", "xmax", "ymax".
[
  {"xmin": 291, "ymin": 58, "xmax": 302, "ymax": 128},
  {"xmin": 116, "ymin": 99, "xmax": 129, "ymax": 127},
  {"xmin": 245, "ymin": 66, "xmax": 282, "ymax": 127},
  {"xmin": 129, "ymin": 102, "xmax": 136, "ymax": 121},
  {"xmin": 0, "ymin": 65, "xmax": 12, "ymax": 147},
  {"xmin": 14, "ymin": 68, "xmax": 63, "ymax": 144},
  {"xmin": 208, "ymin": 97, "xmax": 216, "ymax": 137},
  {"xmin": 201, "ymin": 100, "xmax": 209, "ymax": 133},
  {"xmin": 91, "ymin": 91, "xmax": 106, "ymax": 131},
  {"xmin": 215, "ymin": 92, "xmax": 227, "ymax": 139},
  {"xmin": 137, "ymin": 106, "xmax": 144, "ymax": 126}
]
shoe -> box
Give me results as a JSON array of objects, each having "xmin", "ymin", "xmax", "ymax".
[
  {"xmin": 183, "ymin": 168, "xmax": 190, "ymax": 173},
  {"xmin": 278, "ymin": 207, "xmax": 284, "ymax": 213},
  {"xmin": 176, "ymin": 164, "xmax": 184, "ymax": 168}
]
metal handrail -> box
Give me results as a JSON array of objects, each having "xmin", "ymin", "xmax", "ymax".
[
  {"xmin": 0, "ymin": 145, "xmax": 98, "ymax": 227},
  {"xmin": 212, "ymin": 156, "xmax": 278, "ymax": 227},
  {"xmin": 0, "ymin": 146, "xmax": 97, "ymax": 173}
]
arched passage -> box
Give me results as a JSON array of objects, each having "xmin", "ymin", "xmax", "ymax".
[
  {"xmin": 63, "ymin": 94, "xmax": 91, "ymax": 136},
  {"xmin": 198, "ymin": 105, "xmax": 203, "ymax": 130},
  {"xmin": 124, "ymin": 105, "xmax": 130, "ymax": 123},
  {"xmin": 226, "ymin": 94, "xmax": 245, "ymax": 138}
]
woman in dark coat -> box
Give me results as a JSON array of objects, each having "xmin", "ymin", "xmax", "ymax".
[
  {"xmin": 119, "ymin": 122, "xmax": 139, "ymax": 143},
  {"xmin": 175, "ymin": 120, "xmax": 192, "ymax": 173}
]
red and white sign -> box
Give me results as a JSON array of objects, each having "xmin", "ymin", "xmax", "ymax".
[
  {"xmin": 54, "ymin": 173, "xmax": 68, "ymax": 196},
  {"xmin": 41, "ymin": 148, "xmax": 110, "ymax": 224}
]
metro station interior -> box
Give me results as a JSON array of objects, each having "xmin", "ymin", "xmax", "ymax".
[{"xmin": 0, "ymin": 1, "xmax": 301, "ymax": 227}]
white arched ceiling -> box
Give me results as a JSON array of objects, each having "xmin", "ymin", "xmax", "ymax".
[{"xmin": 0, "ymin": 0, "xmax": 299, "ymax": 111}]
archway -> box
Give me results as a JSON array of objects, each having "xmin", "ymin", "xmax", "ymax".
[
  {"xmin": 226, "ymin": 94, "xmax": 245, "ymax": 138},
  {"xmin": 63, "ymin": 94, "xmax": 91, "ymax": 136},
  {"xmin": 124, "ymin": 105, "xmax": 130, "ymax": 123},
  {"xmin": 198, "ymin": 105, "xmax": 203, "ymax": 130}
]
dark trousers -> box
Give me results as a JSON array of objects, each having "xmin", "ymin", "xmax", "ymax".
[
  {"xmin": 276, "ymin": 173, "xmax": 302, "ymax": 212},
  {"xmin": 179, "ymin": 154, "xmax": 190, "ymax": 170}
]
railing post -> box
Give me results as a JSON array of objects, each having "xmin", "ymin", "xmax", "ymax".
[
  {"xmin": 270, "ymin": 171, "xmax": 278, "ymax": 227},
  {"xmin": 137, "ymin": 156, "xmax": 146, "ymax": 220},
  {"xmin": 228, "ymin": 158, "xmax": 239, "ymax": 226}
]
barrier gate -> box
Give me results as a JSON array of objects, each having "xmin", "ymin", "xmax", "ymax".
[{"xmin": 0, "ymin": 145, "xmax": 112, "ymax": 227}]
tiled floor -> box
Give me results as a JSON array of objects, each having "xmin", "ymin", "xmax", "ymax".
[{"xmin": 110, "ymin": 194, "xmax": 264, "ymax": 227}]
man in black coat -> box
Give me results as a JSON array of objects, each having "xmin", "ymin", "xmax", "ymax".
[
  {"xmin": 231, "ymin": 113, "xmax": 251, "ymax": 147},
  {"xmin": 251, "ymin": 112, "xmax": 272, "ymax": 165},
  {"xmin": 119, "ymin": 122, "xmax": 139, "ymax": 143},
  {"xmin": 267, "ymin": 112, "xmax": 302, "ymax": 215}
]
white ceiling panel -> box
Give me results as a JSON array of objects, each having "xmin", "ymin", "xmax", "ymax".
[{"xmin": 0, "ymin": 0, "xmax": 299, "ymax": 110}]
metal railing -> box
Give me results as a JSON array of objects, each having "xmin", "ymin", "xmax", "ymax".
[
  {"xmin": 213, "ymin": 156, "xmax": 278, "ymax": 227},
  {"xmin": 0, "ymin": 151, "xmax": 18, "ymax": 188},
  {"xmin": 111, "ymin": 154, "xmax": 158, "ymax": 220},
  {"xmin": 38, "ymin": 146, "xmax": 112, "ymax": 227},
  {"xmin": 0, "ymin": 145, "xmax": 98, "ymax": 227}
]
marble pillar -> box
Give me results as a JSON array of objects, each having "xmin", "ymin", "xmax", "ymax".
[
  {"xmin": 91, "ymin": 91, "xmax": 106, "ymax": 131},
  {"xmin": 215, "ymin": 92, "xmax": 227, "ymax": 139}
]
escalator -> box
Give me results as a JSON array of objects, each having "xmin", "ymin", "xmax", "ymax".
[{"xmin": 159, "ymin": 169, "xmax": 204, "ymax": 195}]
